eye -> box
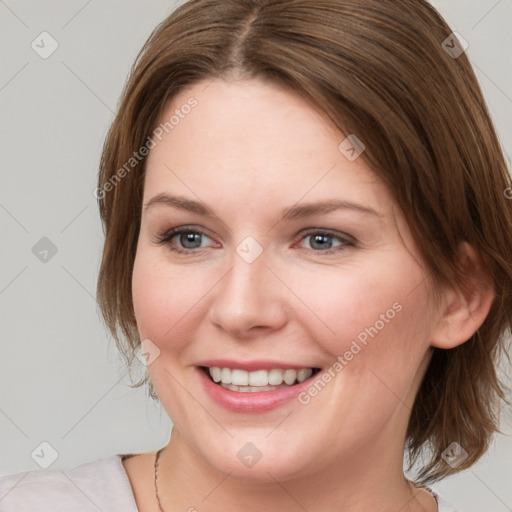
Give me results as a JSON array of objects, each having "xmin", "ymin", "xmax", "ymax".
[
  {"xmin": 296, "ymin": 229, "xmax": 355, "ymax": 254},
  {"xmin": 155, "ymin": 226, "xmax": 216, "ymax": 254},
  {"xmin": 154, "ymin": 226, "xmax": 355, "ymax": 256}
]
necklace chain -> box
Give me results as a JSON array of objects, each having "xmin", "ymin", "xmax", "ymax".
[
  {"xmin": 154, "ymin": 447, "xmax": 438, "ymax": 512},
  {"xmin": 154, "ymin": 447, "xmax": 166, "ymax": 512}
]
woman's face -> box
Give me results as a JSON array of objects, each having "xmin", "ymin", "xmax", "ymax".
[{"xmin": 132, "ymin": 77, "xmax": 439, "ymax": 480}]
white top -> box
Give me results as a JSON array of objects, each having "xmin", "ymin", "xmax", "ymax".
[{"xmin": 0, "ymin": 453, "xmax": 459, "ymax": 511}]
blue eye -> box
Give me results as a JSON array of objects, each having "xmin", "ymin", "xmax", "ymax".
[
  {"xmin": 155, "ymin": 227, "xmax": 355, "ymax": 255},
  {"xmin": 298, "ymin": 230, "xmax": 354, "ymax": 253},
  {"xmin": 156, "ymin": 227, "xmax": 213, "ymax": 254}
]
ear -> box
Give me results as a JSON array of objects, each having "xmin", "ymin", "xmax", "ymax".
[{"xmin": 430, "ymin": 242, "xmax": 495, "ymax": 349}]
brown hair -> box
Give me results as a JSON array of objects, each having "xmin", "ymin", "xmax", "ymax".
[{"xmin": 96, "ymin": 0, "xmax": 512, "ymax": 483}]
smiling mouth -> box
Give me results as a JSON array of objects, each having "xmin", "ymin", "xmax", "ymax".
[{"xmin": 200, "ymin": 366, "xmax": 322, "ymax": 392}]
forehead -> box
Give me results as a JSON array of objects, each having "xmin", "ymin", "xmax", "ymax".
[{"xmin": 143, "ymin": 77, "xmax": 390, "ymax": 217}]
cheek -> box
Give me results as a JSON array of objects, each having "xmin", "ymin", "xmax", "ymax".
[
  {"xmin": 288, "ymin": 259, "xmax": 433, "ymax": 432},
  {"xmin": 131, "ymin": 248, "xmax": 200, "ymax": 348},
  {"xmin": 132, "ymin": 245, "xmax": 233, "ymax": 359},
  {"xmin": 288, "ymin": 257, "xmax": 431, "ymax": 365},
  {"xmin": 132, "ymin": 251, "xmax": 165, "ymax": 339}
]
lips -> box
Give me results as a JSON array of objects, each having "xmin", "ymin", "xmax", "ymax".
[{"xmin": 196, "ymin": 359, "xmax": 317, "ymax": 372}]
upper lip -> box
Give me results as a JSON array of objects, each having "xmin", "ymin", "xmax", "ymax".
[{"xmin": 196, "ymin": 359, "xmax": 319, "ymax": 372}]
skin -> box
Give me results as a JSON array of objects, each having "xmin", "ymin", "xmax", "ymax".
[{"xmin": 124, "ymin": 77, "xmax": 494, "ymax": 512}]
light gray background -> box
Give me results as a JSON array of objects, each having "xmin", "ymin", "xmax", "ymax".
[{"xmin": 1, "ymin": 1, "xmax": 511, "ymax": 510}]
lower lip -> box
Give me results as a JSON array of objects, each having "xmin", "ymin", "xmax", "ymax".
[{"xmin": 197, "ymin": 367, "xmax": 318, "ymax": 413}]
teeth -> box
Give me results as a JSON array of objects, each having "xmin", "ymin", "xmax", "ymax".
[
  {"xmin": 283, "ymin": 369, "xmax": 296, "ymax": 385},
  {"xmin": 231, "ymin": 369, "xmax": 249, "ymax": 386},
  {"xmin": 248, "ymin": 370, "xmax": 268, "ymax": 387},
  {"xmin": 268, "ymin": 369, "xmax": 284, "ymax": 385},
  {"xmin": 210, "ymin": 367, "xmax": 222, "ymax": 382},
  {"xmin": 221, "ymin": 367, "xmax": 232, "ymax": 384},
  {"xmin": 297, "ymin": 368, "xmax": 312, "ymax": 383},
  {"xmin": 207, "ymin": 367, "xmax": 314, "ymax": 389}
]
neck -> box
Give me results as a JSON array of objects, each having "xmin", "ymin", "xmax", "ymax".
[{"xmin": 155, "ymin": 429, "xmax": 436, "ymax": 512}]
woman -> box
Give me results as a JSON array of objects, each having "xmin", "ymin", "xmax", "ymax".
[{"xmin": 2, "ymin": 1, "xmax": 511, "ymax": 511}]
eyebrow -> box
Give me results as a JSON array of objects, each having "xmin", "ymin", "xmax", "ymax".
[{"xmin": 143, "ymin": 193, "xmax": 381, "ymax": 219}]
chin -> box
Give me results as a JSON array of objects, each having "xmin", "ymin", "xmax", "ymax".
[{"xmin": 194, "ymin": 434, "xmax": 318, "ymax": 483}]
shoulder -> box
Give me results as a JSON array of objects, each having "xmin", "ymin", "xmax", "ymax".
[{"xmin": 0, "ymin": 453, "xmax": 138, "ymax": 512}]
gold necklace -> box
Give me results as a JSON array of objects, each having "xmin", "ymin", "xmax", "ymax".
[{"xmin": 154, "ymin": 447, "xmax": 166, "ymax": 512}]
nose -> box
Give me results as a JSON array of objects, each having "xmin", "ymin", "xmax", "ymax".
[{"xmin": 208, "ymin": 246, "xmax": 288, "ymax": 339}]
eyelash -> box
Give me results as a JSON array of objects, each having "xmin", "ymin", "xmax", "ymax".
[{"xmin": 154, "ymin": 226, "xmax": 356, "ymax": 255}]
